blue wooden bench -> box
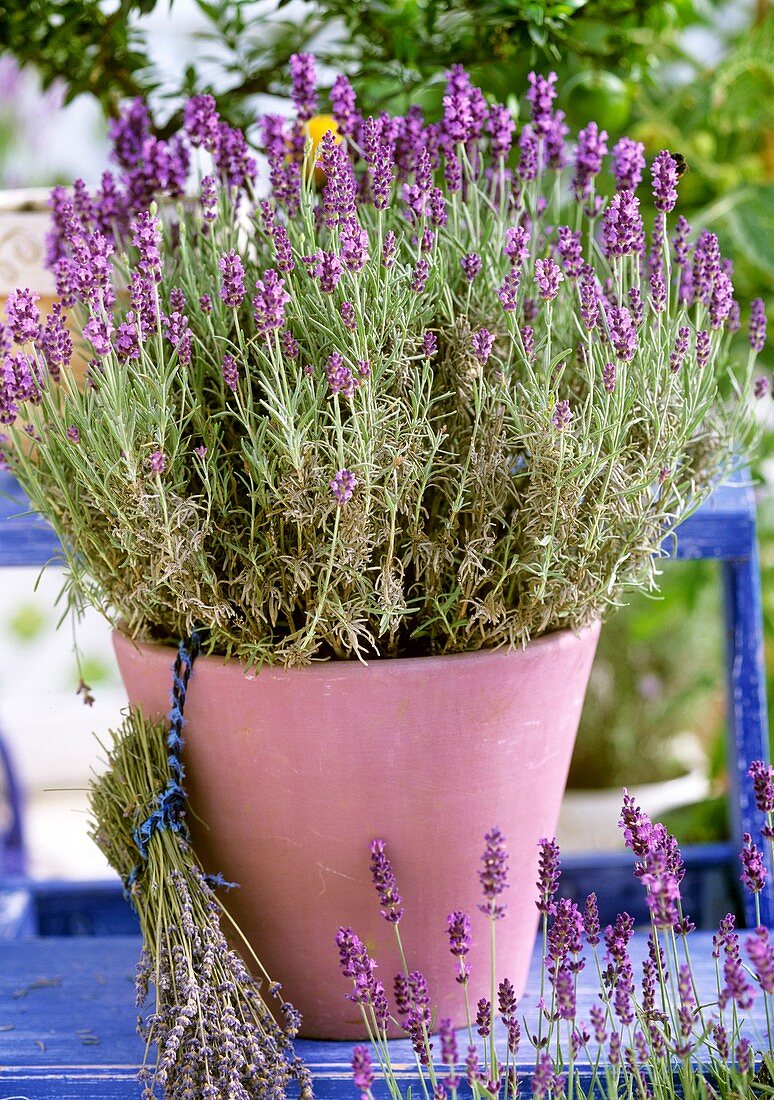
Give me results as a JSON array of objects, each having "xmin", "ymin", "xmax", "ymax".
[{"xmin": 0, "ymin": 467, "xmax": 770, "ymax": 1095}]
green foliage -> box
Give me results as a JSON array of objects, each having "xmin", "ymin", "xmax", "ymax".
[{"xmin": 4, "ymin": 89, "xmax": 762, "ymax": 668}]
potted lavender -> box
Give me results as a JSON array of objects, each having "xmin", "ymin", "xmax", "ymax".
[{"xmin": 1, "ymin": 58, "xmax": 766, "ymax": 1038}]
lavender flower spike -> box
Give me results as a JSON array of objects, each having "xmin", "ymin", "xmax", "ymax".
[
  {"xmin": 472, "ymin": 328, "xmax": 494, "ymax": 364},
  {"xmin": 740, "ymin": 832, "xmax": 767, "ymax": 894},
  {"xmin": 536, "ymin": 837, "xmax": 560, "ymax": 914},
  {"xmin": 219, "ymin": 249, "xmax": 246, "ymax": 308},
  {"xmin": 331, "ymin": 468, "xmax": 357, "ymax": 505},
  {"xmin": 534, "ymin": 257, "xmax": 563, "ymax": 301},
  {"xmin": 447, "ymin": 910, "xmax": 472, "ymax": 983},
  {"xmin": 369, "ymin": 838, "xmax": 403, "ymax": 923},
  {"xmin": 478, "ymin": 826, "xmax": 509, "ymax": 919},
  {"xmin": 750, "ymin": 298, "xmax": 767, "ymax": 353},
  {"xmin": 352, "ymin": 1046, "xmax": 374, "ymax": 1097},
  {"xmin": 652, "ymin": 150, "xmax": 680, "ymax": 213}
]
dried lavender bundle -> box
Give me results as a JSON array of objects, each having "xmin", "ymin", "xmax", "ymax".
[{"xmin": 89, "ymin": 708, "xmax": 311, "ymax": 1100}]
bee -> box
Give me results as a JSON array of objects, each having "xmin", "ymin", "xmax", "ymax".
[{"xmin": 672, "ymin": 152, "xmax": 688, "ymax": 179}]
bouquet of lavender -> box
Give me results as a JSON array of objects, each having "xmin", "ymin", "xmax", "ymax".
[
  {"xmin": 90, "ymin": 704, "xmax": 311, "ymax": 1100},
  {"xmin": 336, "ymin": 774, "xmax": 774, "ymax": 1100},
  {"xmin": 0, "ymin": 59, "xmax": 766, "ymax": 665}
]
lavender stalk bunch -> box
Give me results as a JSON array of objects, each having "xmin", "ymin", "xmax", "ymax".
[
  {"xmin": 89, "ymin": 710, "xmax": 310, "ymax": 1100},
  {"xmin": 339, "ymin": 790, "xmax": 774, "ymax": 1100},
  {"xmin": 0, "ymin": 61, "xmax": 767, "ymax": 667}
]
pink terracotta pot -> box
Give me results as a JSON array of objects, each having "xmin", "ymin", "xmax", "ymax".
[{"xmin": 112, "ymin": 622, "xmax": 600, "ymax": 1040}]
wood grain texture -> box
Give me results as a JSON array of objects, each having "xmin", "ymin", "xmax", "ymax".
[{"xmin": 0, "ymin": 933, "xmax": 771, "ymax": 1097}]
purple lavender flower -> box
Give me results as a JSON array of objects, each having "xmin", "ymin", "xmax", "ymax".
[
  {"xmin": 649, "ymin": 271, "xmax": 666, "ymax": 314},
  {"xmin": 741, "ymin": 833, "xmax": 767, "ymax": 894},
  {"xmin": 319, "ymin": 251, "xmax": 343, "ymax": 293},
  {"xmin": 411, "ymin": 260, "xmax": 430, "ymax": 294},
  {"xmin": 336, "ymin": 926, "xmax": 377, "ymax": 1004},
  {"xmin": 184, "ymin": 94, "xmax": 220, "ymax": 152},
  {"xmin": 253, "ymin": 269, "xmax": 289, "ymax": 335},
  {"xmin": 498, "ymin": 270, "xmax": 521, "ymax": 312},
  {"xmin": 363, "ymin": 117, "xmax": 394, "ymax": 210},
  {"xmin": 423, "ymin": 331, "xmax": 437, "ymax": 358},
  {"xmin": 641, "ymin": 848, "xmax": 680, "ymax": 928},
  {"xmin": 289, "ymin": 53, "xmax": 317, "ymax": 121},
  {"xmin": 487, "ymin": 102, "xmax": 515, "ymax": 158},
  {"xmin": 710, "ymin": 271, "xmax": 734, "ymax": 329},
  {"xmin": 219, "ymin": 250, "xmax": 246, "ymax": 309},
  {"xmin": 114, "ymin": 315, "xmax": 140, "ymax": 363},
  {"xmin": 222, "ymin": 354, "xmax": 239, "ymax": 392},
  {"xmin": 601, "ymin": 191, "xmax": 644, "ymax": 258},
  {"xmin": 628, "ymin": 287, "xmax": 643, "ymax": 328},
  {"xmin": 439, "ymin": 1018, "xmax": 459, "ymax": 1089},
  {"xmin": 214, "ymin": 122, "xmax": 257, "ymax": 189},
  {"xmin": 472, "ymin": 328, "xmax": 494, "ymax": 364},
  {"xmin": 535, "ymin": 257, "xmax": 563, "ymax": 301},
  {"xmin": 330, "ymin": 468, "xmax": 357, "ymax": 505},
  {"xmin": 351, "ymin": 1046, "xmax": 373, "ymax": 1096},
  {"xmin": 325, "ymin": 352, "xmax": 355, "ymax": 398},
  {"xmin": 584, "ymin": 893, "xmax": 601, "ymax": 946},
  {"xmin": 83, "ymin": 315, "xmax": 113, "ymax": 358},
  {"xmin": 66, "ymin": 425, "xmax": 80, "ymax": 443},
  {"xmin": 131, "ymin": 211, "xmax": 162, "ymax": 282},
  {"xmin": 611, "ymin": 137, "xmax": 645, "ymax": 192},
  {"xmin": 330, "ymin": 75, "xmax": 360, "ymax": 138},
  {"xmin": 273, "ymin": 225, "xmax": 294, "ymax": 273},
  {"xmin": 579, "ymin": 268, "xmax": 599, "ymax": 331},
  {"xmin": 607, "ymin": 306, "xmax": 637, "ymax": 362},
  {"xmin": 551, "ymin": 399, "xmax": 572, "ymax": 431},
  {"xmin": 652, "ymin": 150, "xmax": 680, "ymax": 213},
  {"xmin": 282, "ymin": 330, "xmax": 300, "ymax": 361},
  {"xmin": 696, "ymin": 329, "xmax": 711, "ymax": 370},
  {"xmin": 148, "ymin": 450, "xmax": 165, "ymax": 475},
  {"xmin": 603, "ymin": 362, "xmax": 616, "ymax": 394},
  {"xmin": 557, "ymin": 227, "xmax": 583, "ymax": 278},
  {"xmin": 526, "ymin": 72, "xmax": 558, "ymax": 132},
  {"xmin": 475, "ymin": 998, "xmax": 491, "ymax": 1038},
  {"xmin": 447, "ymin": 910, "xmax": 471, "ymax": 982},
  {"xmin": 746, "ymin": 926, "xmax": 774, "ymax": 994},
  {"xmin": 340, "ymin": 217, "xmax": 369, "ymax": 273},
  {"xmin": 478, "ymin": 827, "xmax": 509, "ymax": 919},
  {"xmin": 369, "ymin": 839, "xmax": 403, "ymax": 923},
  {"xmin": 750, "ymin": 760, "xmax": 774, "ymax": 814},
  {"xmin": 736, "ymin": 1037, "xmax": 753, "ymax": 1074},
  {"xmin": 40, "ymin": 302, "xmax": 72, "ymax": 380},
  {"xmin": 460, "ymin": 252, "xmax": 482, "ymax": 282},
  {"xmin": 554, "ymin": 963, "xmax": 575, "ymax": 1020},
  {"xmin": 517, "ymin": 124, "xmax": 538, "ymax": 182},
  {"xmin": 692, "ymin": 231, "xmax": 721, "ymax": 306},
  {"xmin": 670, "ymin": 326, "xmax": 690, "ymax": 373},
  {"xmin": 673, "ymin": 215, "xmax": 691, "ymax": 267},
  {"xmin": 750, "ymin": 298, "xmax": 767, "ymax": 352},
  {"xmin": 531, "ymin": 1051, "xmax": 555, "ymax": 1100},
  {"xmin": 504, "ymin": 226, "xmax": 530, "ymax": 267},
  {"xmin": 340, "ymin": 301, "xmax": 356, "ymax": 332},
  {"xmin": 572, "ymin": 122, "xmax": 608, "ymax": 201},
  {"xmin": 619, "ymin": 790, "xmax": 656, "ymax": 857},
  {"xmin": 382, "ymin": 231, "xmax": 397, "ymax": 269},
  {"xmin": 108, "ymin": 97, "xmax": 151, "ymax": 169},
  {"xmin": 536, "ymin": 837, "xmax": 561, "ymax": 914},
  {"xmin": 521, "ymin": 325, "xmax": 535, "ymax": 362},
  {"xmin": 5, "ymin": 288, "xmax": 41, "ymax": 344}
]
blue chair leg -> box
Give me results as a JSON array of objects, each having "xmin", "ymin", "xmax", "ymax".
[
  {"xmin": 0, "ymin": 734, "xmax": 26, "ymax": 876},
  {"xmin": 723, "ymin": 545, "xmax": 772, "ymax": 927}
]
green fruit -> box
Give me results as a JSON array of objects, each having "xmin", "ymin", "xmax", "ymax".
[{"xmin": 562, "ymin": 72, "xmax": 632, "ymax": 134}]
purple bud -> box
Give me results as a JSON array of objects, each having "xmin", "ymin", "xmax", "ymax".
[
  {"xmin": 472, "ymin": 328, "xmax": 494, "ymax": 364},
  {"xmin": 534, "ymin": 257, "xmax": 563, "ymax": 301},
  {"xmin": 289, "ymin": 52, "xmax": 318, "ymax": 122},
  {"xmin": 423, "ymin": 331, "xmax": 437, "ymax": 358},
  {"xmin": 460, "ymin": 252, "xmax": 482, "ymax": 282},
  {"xmin": 148, "ymin": 450, "xmax": 165, "ymax": 475},
  {"xmin": 219, "ymin": 250, "xmax": 246, "ymax": 308},
  {"xmin": 253, "ymin": 269, "xmax": 289, "ymax": 334},
  {"xmin": 603, "ymin": 362, "xmax": 616, "ymax": 394},
  {"xmin": 611, "ymin": 137, "xmax": 645, "ymax": 192},
  {"xmin": 330, "ymin": 467, "xmax": 357, "ymax": 505},
  {"xmin": 572, "ymin": 122, "xmax": 608, "ymax": 201},
  {"xmin": 340, "ymin": 301, "xmax": 356, "ymax": 331},
  {"xmin": 741, "ymin": 832, "xmax": 767, "ymax": 894},
  {"xmin": 536, "ymin": 837, "xmax": 561, "ymax": 914},
  {"xmin": 222, "ymin": 354, "xmax": 239, "ymax": 392},
  {"xmin": 750, "ymin": 298, "xmax": 767, "ymax": 353},
  {"xmin": 670, "ymin": 326, "xmax": 690, "ymax": 373},
  {"xmin": 651, "ymin": 151, "xmax": 680, "ymax": 213},
  {"xmin": 351, "ymin": 1045, "xmax": 374, "ymax": 1096},
  {"xmin": 552, "ymin": 399, "xmax": 572, "ymax": 431},
  {"xmin": 696, "ymin": 329, "xmax": 711, "ymax": 369},
  {"xmin": 370, "ymin": 838, "xmax": 403, "ymax": 923},
  {"xmin": 478, "ymin": 827, "xmax": 509, "ymax": 919},
  {"xmin": 5, "ymin": 288, "xmax": 41, "ymax": 344}
]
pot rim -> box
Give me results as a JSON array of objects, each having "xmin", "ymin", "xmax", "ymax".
[{"xmin": 112, "ymin": 619, "xmax": 601, "ymax": 679}]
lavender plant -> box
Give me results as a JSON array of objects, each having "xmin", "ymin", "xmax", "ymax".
[
  {"xmin": 90, "ymin": 706, "xmax": 311, "ymax": 1100},
  {"xmin": 336, "ymin": 772, "xmax": 774, "ymax": 1100},
  {"xmin": 0, "ymin": 60, "xmax": 767, "ymax": 666}
]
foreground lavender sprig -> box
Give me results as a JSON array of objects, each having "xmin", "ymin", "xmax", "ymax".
[
  {"xmin": 90, "ymin": 711, "xmax": 309, "ymax": 1100},
  {"xmin": 339, "ymin": 792, "xmax": 774, "ymax": 1100}
]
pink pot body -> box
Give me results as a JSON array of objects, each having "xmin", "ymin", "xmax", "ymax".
[{"xmin": 113, "ymin": 623, "xmax": 600, "ymax": 1040}]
